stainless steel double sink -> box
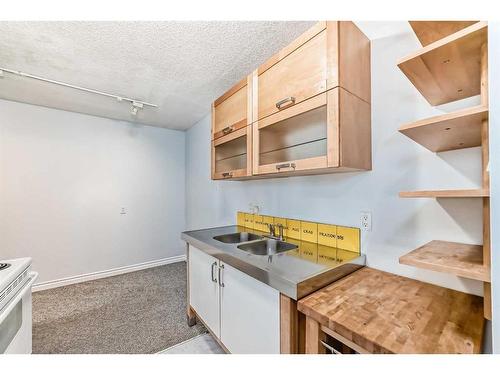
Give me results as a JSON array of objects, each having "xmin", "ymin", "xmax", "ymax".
[{"xmin": 213, "ymin": 232, "xmax": 297, "ymax": 256}]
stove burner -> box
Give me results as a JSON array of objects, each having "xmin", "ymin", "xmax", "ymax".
[{"xmin": 0, "ymin": 263, "xmax": 11, "ymax": 271}]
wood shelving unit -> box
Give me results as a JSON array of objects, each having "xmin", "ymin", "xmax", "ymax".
[
  {"xmin": 397, "ymin": 21, "xmax": 491, "ymax": 320},
  {"xmin": 400, "ymin": 240, "xmax": 490, "ymax": 282},
  {"xmin": 399, "ymin": 105, "xmax": 488, "ymax": 152},
  {"xmin": 399, "ymin": 189, "xmax": 489, "ymax": 198},
  {"xmin": 398, "ymin": 21, "xmax": 487, "ymax": 105}
]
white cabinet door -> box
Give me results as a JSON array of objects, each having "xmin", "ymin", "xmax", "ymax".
[
  {"xmin": 220, "ymin": 262, "xmax": 280, "ymax": 354},
  {"xmin": 188, "ymin": 245, "xmax": 220, "ymax": 337}
]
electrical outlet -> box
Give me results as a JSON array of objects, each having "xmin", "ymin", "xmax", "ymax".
[
  {"xmin": 249, "ymin": 203, "xmax": 260, "ymax": 215},
  {"xmin": 360, "ymin": 211, "xmax": 371, "ymax": 231}
]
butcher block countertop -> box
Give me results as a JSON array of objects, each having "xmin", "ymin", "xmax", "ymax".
[{"xmin": 297, "ymin": 267, "xmax": 484, "ymax": 354}]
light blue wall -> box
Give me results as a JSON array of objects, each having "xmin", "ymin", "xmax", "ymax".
[
  {"xmin": 186, "ymin": 30, "xmax": 485, "ymax": 297},
  {"xmin": 0, "ymin": 99, "xmax": 186, "ymax": 283}
]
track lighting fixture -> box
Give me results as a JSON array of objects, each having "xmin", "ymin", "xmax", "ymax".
[{"xmin": 0, "ymin": 67, "xmax": 158, "ymax": 115}]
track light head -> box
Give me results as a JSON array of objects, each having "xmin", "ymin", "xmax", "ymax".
[{"xmin": 130, "ymin": 101, "xmax": 143, "ymax": 116}]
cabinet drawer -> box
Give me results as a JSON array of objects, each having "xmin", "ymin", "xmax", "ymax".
[
  {"xmin": 213, "ymin": 77, "xmax": 251, "ymax": 140},
  {"xmin": 257, "ymin": 27, "xmax": 328, "ymax": 120}
]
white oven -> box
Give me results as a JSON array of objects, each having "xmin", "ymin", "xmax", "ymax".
[{"xmin": 0, "ymin": 258, "xmax": 38, "ymax": 354}]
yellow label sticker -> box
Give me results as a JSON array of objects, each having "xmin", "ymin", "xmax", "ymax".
[
  {"xmin": 253, "ymin": 215, "xmax": 267, "ymax": 232},
  {"xmin": 317, "ymin": 245, "xmax": 338, "ymax": 266},
  {"xmin": 273, "ymin": 217, "xmax": 288, "ymax": 237},
  {"xmin": 317, "ymin": 224, "xmax": 337, "ymax": 247},
  {"xmin": 244, "ymin": 213, "xmax": 254, "ymax": 229},
  {"xmin": 237, "ymin": 212, "xmax": 245, "ymax": 227},
  {"xmin": 287, "ymin": 219, "xmax": 301, "ymax": 240},
  {"xmin": 262, "ymin": 215, "xmax": 274, "ymax": 231},
  {"xmin": 299, "ymin": 242, "xmax": 318, "ymax": 262},
  {"xmin": 336, "ymin": 226, "xmax": 360, "ymax": 253},
  {"xmin": 300, "ymin": 221, "xmax": 318, "ymax": 243}
]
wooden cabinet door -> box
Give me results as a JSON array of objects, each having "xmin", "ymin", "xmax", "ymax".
[
  {"xmin": 256, "ymin": 24, "xmax": 328, "ymax": 121},
  {"xmin": 188, "ymin": 245, "xmax": 220, "ymax": 337},
  {"xmin": 213, "ymin": 77, "xmax": 251, "ymax": 140},
  {"xmin": 219, "ymin": 262, "xmax": 280, "ymax": 353}
]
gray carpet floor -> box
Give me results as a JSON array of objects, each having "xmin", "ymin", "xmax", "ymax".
[{"xmin": 32, "ymin": 262, "xmax": 207, "ymax": 354}]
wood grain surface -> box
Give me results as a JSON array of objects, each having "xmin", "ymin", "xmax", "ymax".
[
  {"xmin": 399, "ymin": 240, "xmax": 490, "ymax": 282},
  {"xmin": 409, "ymin": 21, "xmax": 478, "ymax": 46},
  {"xmin": 298, "ymin": 267, "xmax": 484, "ymax": 354},
  {"xmin": 398, "ymin": 22, "xmax": 487, "ymax": 105}
]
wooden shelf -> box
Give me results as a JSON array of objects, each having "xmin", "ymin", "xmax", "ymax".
[
  {"xmin": 399, "ymin": 105, "xmax": 488, "ymax": 152},
  {"xmin": 398, "ymin": 21, "xmax": 487, "ymax": 105},
  {"xmin": 399, "ymin": 189, "xmax": 489, "ymax": 198},
  {"xmin": 409, "ymin": 21, "xmax": 478, "ymax": 46},
  {"xmin": 399, "ymin": 240, "xmax": 490, "ymax": 282}
]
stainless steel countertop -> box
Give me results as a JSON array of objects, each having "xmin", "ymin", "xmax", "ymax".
[{"xmin": 181, "ymin": 225, "xmax": 365, "ymax": 300}]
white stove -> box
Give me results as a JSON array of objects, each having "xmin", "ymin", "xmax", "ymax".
[{"xmin": 0, "ymin": 257, "xmax": 38, "ymax": 354}]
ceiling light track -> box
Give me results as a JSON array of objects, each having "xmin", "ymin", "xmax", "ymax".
[{"xmin": 0, "ymin": 67, "xmax": 158, "ymax": 116}]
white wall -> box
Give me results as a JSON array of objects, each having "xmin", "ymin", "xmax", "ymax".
[
  {"xmin": 186, "ymin": 28, "xmax": 485, "ymax": 296},
  {"xmin": 0, "ymin": 99, "xmax": 186, "ymax": 284}
]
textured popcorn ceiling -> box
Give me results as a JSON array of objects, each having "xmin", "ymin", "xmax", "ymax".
[
  {"xmin": 0, "ymin": 21, "xmax": 411, "ymax": 130},
  {"xmin": 0, "ymin": 21, "xmax": 316, "ymax": 129}
]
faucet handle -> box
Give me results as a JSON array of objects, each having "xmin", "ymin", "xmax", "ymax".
[
  {"xmin": 276, "ymin": 224, "xmax": 284, "ymax": 240},
  {"xmin": 267, "ymin": 223, "xmax": 276, "ymax": 236}
]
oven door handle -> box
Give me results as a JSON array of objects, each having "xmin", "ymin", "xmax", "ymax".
[{"xmin": 0, "ymin": 272, "xmax": 38, "ymax": 323}]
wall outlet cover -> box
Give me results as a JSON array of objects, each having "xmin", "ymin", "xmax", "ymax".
[{"xmin": 360, "ymin": 211, "xmax": 372, "ymax": 231}]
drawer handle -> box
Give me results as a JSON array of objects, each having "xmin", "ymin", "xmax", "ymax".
[
  {"xmin": 222, "ymin": 126, "xmax": 234, "ymax": 135},
  {"xmin": 222, "ymin": 172, "xmax": 233, "ymax": 178},
  {"xmin": 320, "ymin": 340, "xmax": 342, "ymax": 354},
  {"xmin": 275, "ymin": 96, "xmax": 296, "ymax": 110},
  {"xmin": 218, "ymin": 264, "xmax": 225, "ymax": 287},
  {"xmin": 276, "ymin": 163, "xmax": 296, "ymax": 171},
  {"xmin": 211, "ymin": 261, "xmax": 218, "ymax": 283}
]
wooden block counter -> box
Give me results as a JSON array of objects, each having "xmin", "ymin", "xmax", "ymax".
[{"xmin": 297, "ymin": 267, "xmax": 484, "ymax": 354}]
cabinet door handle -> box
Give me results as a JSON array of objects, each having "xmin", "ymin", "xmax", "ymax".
[
  {"xmin": 276, "ymin": 163, "xmax": 296, "ymax": 171},
  {"xmin": 275, "ymin": 96, "xmax": 296, "ymax": 110},
  {"xmin": 222, "ymin": 126, "xmax": 234, "ymax": 135},
  {"xmin": 222, "ymin": 172, "xmax": 233, "ymax": 178},
  {"xmin": 211, "ymin": 261, "xmax": 218, "ymax": 283},
  {"xmin": 218, "ymin": 264, "xmax": 225, "ymax": 287}
]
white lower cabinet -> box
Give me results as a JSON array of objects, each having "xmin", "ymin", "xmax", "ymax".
[
  {"xmin": 188, "ymin": 245, "xmax": 220, "ymax": 337},
  {"xmin": 220, "ymin": 262, "xmax": 280, "ymax": 353},
  {"xmin": 188, "ymin": 245, "xmax": 280, "ymax": 354}
]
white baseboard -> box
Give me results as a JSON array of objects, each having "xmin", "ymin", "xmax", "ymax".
[{"xmin": 33, "ymin": 255, "xmax": 186, "ymax": 292}]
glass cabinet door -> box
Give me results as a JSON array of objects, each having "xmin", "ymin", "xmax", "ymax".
[
  {"xmin": 212, "ymin": 126, "xmax": 251, "ymax": 179},
  {"xmin": 254, "ymin": 93, "xmax": 329, "ymax": 175}
]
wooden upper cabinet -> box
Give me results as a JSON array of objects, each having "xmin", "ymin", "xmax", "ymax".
[
  {"xmin": 256, "ymin": 23, "xmax": 328, "ymax": 120},
  {"xmin": 210, "ymin": 21, "xmax": 371, "ymax": 180},
  {"xmin": 254, "ymin": 21, "xmax": 370, "ymax": 123},
  {"xmin": 212, "ymin": 76, "xmax": 252, "ymax": 140},
  {"xmin": 211, "ymin": 76, "xmax": 253, "ymax": 180},
  {"xmin": 252, "ymin": 87, "xmax": 371, "ymax": 176}
]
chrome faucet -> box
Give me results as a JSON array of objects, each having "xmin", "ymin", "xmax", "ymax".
[
  {"xmin": 267, "ymin": 223, "xmax": 285, "ymax": 241},
  {"xmin": 267, "ymin": 223, "xmax": 276, "ymax": 238},
  {"xmin": 276, "ymin": 224, "xmax": 284, "ymax": 241}
]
